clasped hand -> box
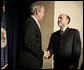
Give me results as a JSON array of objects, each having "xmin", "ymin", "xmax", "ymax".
[{"xmin": 43, "ymin": 50, "xmax": 50, "ymax": 59}]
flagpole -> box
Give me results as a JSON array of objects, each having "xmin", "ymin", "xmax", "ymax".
[{"xmin": 3, "ymin": 1, "xmax": 5, "ymax": 13}]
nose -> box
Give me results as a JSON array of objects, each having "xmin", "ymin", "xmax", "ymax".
[{"xmin": 58, "ymin": 18, "xmax": 60, "ymax": 21}]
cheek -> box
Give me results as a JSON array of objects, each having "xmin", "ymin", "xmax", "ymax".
[
  {"xmin": 42, "ymin": 14, "xmax": 44, "ymax": 17},
  {"xmin": 43, "ymin": 13, "xmax": 44, "ymax": 16},
  {"xmin": 38, "ymin": 13, "xmax": 41, "ymax": 18},
  {"xmin": 62, "ymin": 20, "xmax": 66, "ymax": 23},
  {"xmin": 40, "ymin": 14, "xmax": 43, "ymax": 18}
]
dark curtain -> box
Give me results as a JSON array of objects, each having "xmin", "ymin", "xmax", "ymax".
[
  {"xmin": 7, "ymin": 1, "xmax": 23, "ymax": 69},
  {"xmin": 4, "ymin": 0, "xmax": 36, "ymax": 69}
]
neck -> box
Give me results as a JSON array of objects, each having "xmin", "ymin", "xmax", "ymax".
[
  {"xmin": 60, "ymin": 26, "xmax": 65, "ymax": 30},
  {"xmin": 61, "ymin": 24, "xmax": 68, "ymax": 29},
  {"xmin": 60, "ymin": 26, "xmax": 68, "ymax": 31},
  {"xmin": 33, "ymin": 14, "xmax": 39, "ymax": 21}
]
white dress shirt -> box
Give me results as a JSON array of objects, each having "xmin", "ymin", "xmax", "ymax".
[{"xmin": 61, "ymin": 26, "xmax": 68, "ymax": 32}]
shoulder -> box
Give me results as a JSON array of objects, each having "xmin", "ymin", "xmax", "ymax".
[
  {"xmin": 53, "ymin": 30, "xmax": 60, "ymax": 35},
  {"xmin": 25, "ymin": 17, "xmax": 35, "ymax": 24},
  {"xmin": 24, "ymin": 17, "xmax": 36, "ymax": 27},
  {"xmin": 69, "ymin": 28, "xmax": 80, "ymax": 33},
  {"xmin": 68, "ymin": 28, "xmax": 80, "ymax": 36},
  {"xmin": 51, "ymin": 30, "xmax": 60, "ymax": 37}
]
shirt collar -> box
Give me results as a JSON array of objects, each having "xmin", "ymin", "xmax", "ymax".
[
  {"xmin": 61, "ymin": 26, "xmax": 68, "ymax": 32},
  {"xmin": 31, "ymin": 15, "xmax": 40, "ymax": 28}
]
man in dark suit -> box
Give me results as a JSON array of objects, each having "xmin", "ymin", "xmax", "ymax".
[
  {"xmin": 44, "ymin": 14, "xmax": 81, "ymax": 70},
  {"xmin": 16, "ymin": 2, "xmax": 45, "ymax": 69}
]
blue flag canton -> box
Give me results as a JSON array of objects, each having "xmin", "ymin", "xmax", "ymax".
[{"xmin": 1, "ymin": 13, "xmax": 6, "ymax": 28}]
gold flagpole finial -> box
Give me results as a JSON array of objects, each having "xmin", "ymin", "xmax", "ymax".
[{"xmin": 3, "ymin": 1, "xmax": 5, "ymax": 13}]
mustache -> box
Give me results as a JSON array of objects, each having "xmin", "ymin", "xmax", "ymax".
[
  {"xmin": 58, "ymin": 21, "xmax": 62, "ymax": 24},
  {"xmin": 58, "ymin": 21, "xmax": 63, "ymax": 23}
]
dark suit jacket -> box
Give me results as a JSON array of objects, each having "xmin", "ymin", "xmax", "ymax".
[
  {"xmin": 47, "ymin": 27, "xmax": 81, "ymax": 68},
  {"xmin": 17, "ymin": 17, "xmax": 44, "ymax": 69}
]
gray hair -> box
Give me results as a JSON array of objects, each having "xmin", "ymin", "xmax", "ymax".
[
  {"xmin": 30, "ymin": 2, "xmax": 44, "ymax": 15},
  {"xmin": 66, "ymin": 15, "xmax": 71, "ymax": 24}
]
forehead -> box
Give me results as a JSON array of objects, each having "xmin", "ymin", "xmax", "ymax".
[{"xmin": 59, "ymin": 14, "xmax": 66, "ymax": 18}]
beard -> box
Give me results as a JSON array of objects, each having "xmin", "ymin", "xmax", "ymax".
[{"xmin": 58, "ymin": 22, "xmax": 65, "ymax": 28}]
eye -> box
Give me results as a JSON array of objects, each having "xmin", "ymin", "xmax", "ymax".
[{"xmin": 58, "ymin": 17, "xmax": 62, "ymax": 19}]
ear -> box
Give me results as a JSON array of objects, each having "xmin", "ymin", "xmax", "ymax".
[
  {"xmin": 66, "ymin": 19, "xmax": 69, "ymax": 24},
  {"xmin": 67, "ymin": 19, "xmax": 70, "ymax": 24},
  {"xmin": 37, "ymin": 10, "xmax": 41, "ymax": 15},
  {"xmin": 36, "ymin": 10, "xmax": 40, "ymax": 15}
]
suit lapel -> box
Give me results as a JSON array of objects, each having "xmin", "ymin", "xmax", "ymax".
[
  {"xmin": 31, "ymin": 17, "xmax": 41, "ymax": 36},
  {"xmin": 31, "ymin": 17, "xmax": 41, "ymax": 31}
]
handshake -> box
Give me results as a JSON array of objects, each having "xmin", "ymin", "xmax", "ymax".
[{"xmin": 43, "ymin": 50, "xmax": 50, "ymax": 59}]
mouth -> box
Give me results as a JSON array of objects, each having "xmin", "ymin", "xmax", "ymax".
[{"xmin": 58, "ymin": 22, "xmax": 62, "ymax": 24}]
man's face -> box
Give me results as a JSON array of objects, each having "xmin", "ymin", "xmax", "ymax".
[
  {"xmin": 58, "ymin": 14, "xmax": 68, "ymax": 28},
  {"xmin": 38, "ymin": 7, "xmax": 45, "ymax": 21}
]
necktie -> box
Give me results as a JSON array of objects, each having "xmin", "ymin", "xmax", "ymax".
[{"xmin": 61, "ymin": 30, "xmax": 63, "ymax": 35}]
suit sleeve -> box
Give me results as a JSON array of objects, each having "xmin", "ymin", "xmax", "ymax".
[
  {"xmin": 24, "ymin": 21, "xmax": 44, "ymax": 58},
  {"xmin": 47, "ymin": 34, "xmax": 54, "ymax": 58},
  {"xmin": 71, "ymin": 29, "xmax": 81, "ymax": 68}
]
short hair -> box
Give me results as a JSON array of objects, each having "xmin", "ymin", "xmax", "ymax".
[
  {"xmin": 30, "ymin": 2, "xmax": 44, "ymax": 15},
  {"xmin": 66, "ymin": 15, "xmax": 71, "ymax": 24}
]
